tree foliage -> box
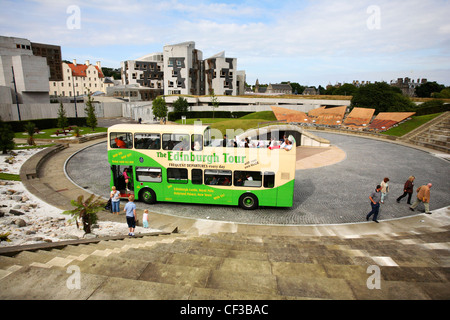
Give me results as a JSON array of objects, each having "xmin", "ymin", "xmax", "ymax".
[
  {"xmin": 173, "ymin": 96, "xmax": 189, "ymax": 114},
  {"xmin": 415, "ymin": 81, "xmax": 446, "ymax": 98},
  {"xmin": 351, "ymin": 82, "xmax": 415, "ymax": 113},
  {"xmin": 24, "ymin": 122, "xmax": 36, "ymax": 146},
  {"xmin": 152, "ymin": 96, "xmax": 168, "ymax": 121},
  {"xmin": 0, "ymin": 117, "xmax": 15, "ymax": 154},
  {"xmin": 210, "ymin": 90, "xmax": 220, "ymax": 119},
  {"xmin": 85, "ymin": 91, "xmax": 97, "ymax": 131},
  {"xmin": 57, "ymin": 100, "xmax": 69, "ymax": 131},
  {"xmin": 62, "ymin": 194, "xmax": 105, "ymax": 234}
]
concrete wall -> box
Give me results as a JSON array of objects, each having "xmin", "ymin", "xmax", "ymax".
[{"xmin": 0, "ymin": 101, "xmax": 123, "ymax": 121}]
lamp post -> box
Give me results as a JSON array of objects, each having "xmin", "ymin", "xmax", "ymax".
[{"xmin": 11, "ymin": 66, "xmax": 21, "ymax": 121}]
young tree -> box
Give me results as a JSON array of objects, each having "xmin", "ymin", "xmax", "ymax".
[
  {"xmin": 57, "ymin": 100, "xmax": 69, "ymax": 133},
  {"xmin": 173, "ymin": 96, "xmax": 189, "ymax": 114},
  {"xmin": 210, "ymin": 90, "xmax": 219, "ymax": 119},
  {"xmin": 62, "ymin": 194, "xmax": 105, "ymax": 234},
  {"xmin": 85, "ymin": 90, "xmax": 97, "ymax": 131},
  {"xmin": 24, "ymin": 121, "xmax": 36, "ymax": 146},
  {"xmin": 0, "ymin": 117, "xmax": 15, "ymax": 154},
  {"xmin": 152, "ymin": 96, "xmax": 168, "ymax": 123}
]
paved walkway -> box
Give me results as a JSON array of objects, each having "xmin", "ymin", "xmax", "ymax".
[
  {"xmin": 3, "ymin": 120, "xmax": 449, "ymax": 301},
  {"xmin": 65, "ymin": 132, "xmax": 450, "ymax": 225}
]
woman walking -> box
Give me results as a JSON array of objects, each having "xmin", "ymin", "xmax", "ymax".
[{"xmin": 396, "ymin": 176, "xmax": 415, "ymax": 205}]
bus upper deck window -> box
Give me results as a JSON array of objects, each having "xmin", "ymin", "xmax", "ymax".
[
  {"xmin": 110, "ymin": 132, "xmax": 133, "ymax": 149},
  {"xmin": 203, "ymin": 128, "xmax": 211, "ymax": 147},
  {"xmin": 192, "ymin": 134, "xmax": 203, "ymax": 151},
  {"xmin": 135, "ymin": 133, "xmax": 160, "ymax": 150},
  {"xmin": 163, "ymin": 133, "xmax": 190, "ymax": 151}
]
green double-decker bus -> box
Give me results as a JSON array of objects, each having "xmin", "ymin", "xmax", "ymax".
[{"xmin": 108, "ymin": 124, "xmax": 296, "ymax": 209}]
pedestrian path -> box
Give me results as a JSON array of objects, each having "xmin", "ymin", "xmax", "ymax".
[
  {"xmin": 3, "ymin": 128, "xmax": 449, "ymax": 300},
  {"xmin": 1, "ymin": 207, "xmax": 449, "ymax": 299}
]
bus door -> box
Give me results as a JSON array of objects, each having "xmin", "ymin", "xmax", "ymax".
[{"xmin": 111, "ymin": 165, "xmax": 134, "ymax": 198}]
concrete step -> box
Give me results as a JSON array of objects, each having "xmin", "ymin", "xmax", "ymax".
[{"xmin": 1, "ymin": 228, "xmax": 449, "ymax": 299}]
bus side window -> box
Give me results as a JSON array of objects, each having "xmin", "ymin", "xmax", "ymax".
[
  {"xmin": 263, "ymin": 171, "xmax": 275, "ymax": 188},
  {"xmin": 167, "ymin": 168, "xmax": 188, "ymax": 184},
  {"xmin": 135, "ymin": 133, "xmax": 160, "ymax": 150},
  {"xmin": 191, "ymin": 134, "xmax": 203, "ymax": 151},
  {"xmin": 110, "ymin": 132, "xmax": 133, "ymax": 149},
  {"xmin": 136, "ymin": 167, "xmax": 161, "ymax": 183},
  {"xmin": 205, "ymin": 170, "xmax": 232, "ymax": 186},
  {"xmin": 234, "ymin": 171, "xmax": 262, "ymax": 187},
  {"xmin": 192, "ymin": 169, "xmax": 202, "ymax": 185}
]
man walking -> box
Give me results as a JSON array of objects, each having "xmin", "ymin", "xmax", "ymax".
[
  {"xmin": 366, "ymin": 185, "xmax": 382, "ymax": 223},
  {"xmin": 410, "ymin": 183, "xmax": 432, "ymax": 214}
]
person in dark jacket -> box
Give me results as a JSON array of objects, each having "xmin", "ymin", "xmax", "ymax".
[{"xmin": 396, "ymin": 176, "xmax": 415, "ymax": 205}]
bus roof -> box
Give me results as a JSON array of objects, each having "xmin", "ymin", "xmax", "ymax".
[{"xmin": 108, "ymin": 123, "xmax": 210, "ymax": 134}]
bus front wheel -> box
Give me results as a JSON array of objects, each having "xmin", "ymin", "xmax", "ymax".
[
  {"xmin": 140, "ymin": 188, "xmax": 156, "ymax": 204},
  {"xmin": 239, "ymin": 193, "xmax": 258, "ymax": 210}
]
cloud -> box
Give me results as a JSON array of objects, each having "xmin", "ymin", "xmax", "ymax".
[{"xmin": 1, "ymin": 0, "xmax": 449, "ymax": 85}]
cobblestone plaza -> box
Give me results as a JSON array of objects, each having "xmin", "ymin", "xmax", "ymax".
[{"xmin": 66, "ymin": 131, "xmax": 450, "ymax": 225}]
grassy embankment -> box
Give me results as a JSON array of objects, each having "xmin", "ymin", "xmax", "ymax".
[{"xmin": 380, "ymin": 113, "xmax": 443, "ymax": 137}]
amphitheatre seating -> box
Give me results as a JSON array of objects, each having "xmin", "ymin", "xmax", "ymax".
[
  {"xmin": 308, "ymin": 106, "xmax": 347, "ymax": 126},
  {"xmin": 271, "ymin": 106, "xmax": 311, "ymax": 123},
  {"xmin": 368, "ymin": 112, "xmax": 415, "ymax": 131},
  {"xmin": 343, "ymin": 107, "xmax": 375, "ymax": 130}
]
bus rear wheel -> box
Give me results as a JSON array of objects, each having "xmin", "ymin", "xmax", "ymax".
[
  {"xmin": 239, "ymin": 193, "xmax": 258, "ymax": 210},
  {"xmin": 140, "ymin": 188, "xmax": 156, "ymax": 204}
]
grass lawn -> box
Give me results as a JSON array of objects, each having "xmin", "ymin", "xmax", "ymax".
[
  {"xmin": 14, "ymin": 126, "xmax": 107, "ymax": 140},
  {"xmin": 381, "ymin": 113, "xmax": 443, "ymax": 137},
  {"xmin": 0, "ymin": 172, "xmax": 21, "ymax": 181}
]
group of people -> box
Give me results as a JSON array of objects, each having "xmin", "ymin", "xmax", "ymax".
[
  {"xmin": 366, "ymin": 175, "xmax": 433, "ymax": 223},
  {"xmin": 108, "ymin": 190, "xmax": 150, "ymax": 237},
  {"xmin": 223, "ymin": 135, "xmax": 293, "ymax": 151}
]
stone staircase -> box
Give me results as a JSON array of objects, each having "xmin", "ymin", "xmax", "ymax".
[
  {"xmin": 402, "ymin": 112, "xmax": 450, "ymax": 154},
  {"xmin": 1, "ymin": 226, "xmax": 449, "ymax": 300}
]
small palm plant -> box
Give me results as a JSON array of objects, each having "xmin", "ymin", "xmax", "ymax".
[
  {"xmin": 24, "ymin": 122, "xmax": 36, "ymax": 146},
  {"xmin": 62, "ymin": 194, "xmax": 106, "ymax": 234},
  {"xmin": 0, "ymin": 232, "xmax": 11, "ymax": 243}
]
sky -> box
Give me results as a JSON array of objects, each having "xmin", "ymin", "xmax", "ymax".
[{"xmin": 1, "ymin": 0, "xmax": 449, "ymax": 87}]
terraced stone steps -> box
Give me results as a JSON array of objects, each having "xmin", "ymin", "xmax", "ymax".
[
  {"xmin": 406, "ymin": 112, "xmax": 450, "ymax": 153},
  {"xmin": 0, "ymin": 228, "xmax": 449, "ymax": 300}
]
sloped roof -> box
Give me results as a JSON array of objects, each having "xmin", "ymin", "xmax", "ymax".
[{"xmin": 68, "ymin": 63, "xmax": 104, "ymax": 78}]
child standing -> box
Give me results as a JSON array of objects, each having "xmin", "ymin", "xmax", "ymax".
[{"xmin": 143, "ymin": 209, "xmax": 149, "ymax": 228}]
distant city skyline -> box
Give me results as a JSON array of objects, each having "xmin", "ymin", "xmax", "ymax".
[{"xmin": 1, "ymin": 0, "xmax": 449, "ymax": 87}]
